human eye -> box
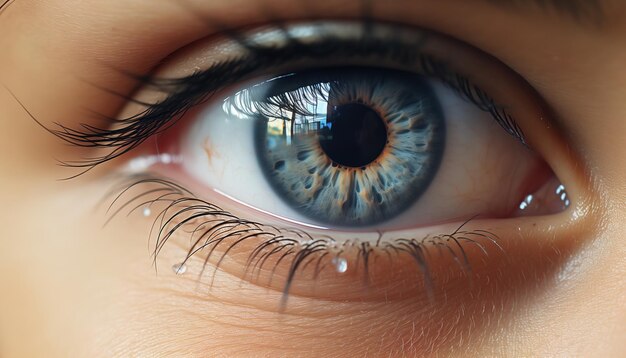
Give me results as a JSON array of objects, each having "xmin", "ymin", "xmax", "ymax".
[
  {"xmin": 176, "ymin": 25, "xmax": 553, "ymax": 230},
  {"xmin": 9, "ymin": 0, "xmax": 613, "ymax": 355},
  {"xmin": 7, "ymin": 0, "xmax": 626, "ymax": 357},
  {"xmin": 60, "ymin": 19, "xmax": 573, "ymax": 305}
]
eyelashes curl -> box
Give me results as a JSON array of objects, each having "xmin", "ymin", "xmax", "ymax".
[
  {"xmin": 32, "ymin": 21, "xmax": 524, "ymax": 176},
  {"xmin": 106, "ymin": 175, "xmax": 503, "ymax": 306}
]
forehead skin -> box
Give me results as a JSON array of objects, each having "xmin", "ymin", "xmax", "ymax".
[{"xmin": 0, "ymin": 0, "xmax": 625, "ymax": 357}]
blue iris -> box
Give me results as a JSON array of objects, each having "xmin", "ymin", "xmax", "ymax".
[{"xmin": 251, "ymin": 68, "xmax": 445, "ymax": 226}]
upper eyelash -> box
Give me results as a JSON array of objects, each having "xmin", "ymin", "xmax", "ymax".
[
  {"xmin": 44, "ymin": 22, "xmax": 524, "ymax": 175},
  {"xmin": 225, "ymin": 66, "xmax": 525, "ymax": 147},
  {"xmin": 107, "ymin": 175, "xmax": 503, "ymax": 308}
]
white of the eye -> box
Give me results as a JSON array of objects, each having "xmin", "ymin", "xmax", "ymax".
[
  {"xmin": 180, "ymin": 78, "xmax": 537, "ymax": 230},
  {"xmin": 212, "ymin": 188, "xmax": 330, "ymax": 230},
  {"xmin": 181, "ymin": 79, "xmax": 460, "ymax": 228},
  {"xmin": 182, "ymin": 99, "xmax": 324, "ymax": 228}
]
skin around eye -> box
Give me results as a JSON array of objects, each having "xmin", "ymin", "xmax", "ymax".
[{"xmin": 110, "ymin": 22, "xmax": 571, "ymax": 304}]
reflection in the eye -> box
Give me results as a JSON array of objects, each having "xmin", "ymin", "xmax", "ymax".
[
  {"xmin": 238, "ymin": 68, "xmax": 445, "ymax": 227},
  {"xmin": 517, "ymin": 179, "xmax": 571, "ymax": 216},
  {"xmin": 212, "ymin": 187, "xmax": 331, "ymax": 230},
  {"xmin": 128, "ymin": 153, "xmax": 183, "ymax": 172},
  {"xmin": 182, "ymin": 68, "xmax": 555, "ymax": 230}
]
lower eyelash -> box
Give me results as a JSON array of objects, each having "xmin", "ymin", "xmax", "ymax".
[{"xmin": 106, "ymin": 175, "xmax": 503, "ymax": 307}]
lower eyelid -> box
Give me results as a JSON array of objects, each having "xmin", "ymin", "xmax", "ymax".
[
  {"xmin": 99, "ymin": 170, "xmax": 592, "ymax": 358},
  {"xmin": 104, "ymin": 175, "xmax": 585, "ymax": 308},
  {"xmin": 143, "ymin": 222, "xmax": 583, "ymax": 356}
]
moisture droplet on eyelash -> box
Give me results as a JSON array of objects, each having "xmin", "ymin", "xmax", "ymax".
[
  {"xmin": 172, "ymin": 263, "xmax": 187, "ymax": 275},
  {"xmin": 332, "ymin": 257, "xmax": 348, "ymax": 273}
]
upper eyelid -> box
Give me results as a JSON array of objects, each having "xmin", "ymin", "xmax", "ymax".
[{"xmin": 46, "ymin": 21, "xmax": 527, "ymax": 176}]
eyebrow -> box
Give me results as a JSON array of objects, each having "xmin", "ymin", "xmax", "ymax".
[{"xmin": 487, "ymin": 0, "xmax": 604, "ymax": 24}]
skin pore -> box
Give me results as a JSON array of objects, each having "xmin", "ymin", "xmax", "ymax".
[{"xmin": 0, "ymin": 0, "xmax": 625, "ymax": 356}]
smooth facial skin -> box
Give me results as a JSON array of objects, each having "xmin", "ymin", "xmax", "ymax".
[{"xmin": 0, "ymin": 0, "xmax": 625, "ymax": 357}]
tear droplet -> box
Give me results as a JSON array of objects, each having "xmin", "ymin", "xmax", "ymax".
[
  {"xmin": 332, "ymin": 257, "xmax": 348, "ymax": 273},
  {"xmin": 142, "ymin": 207, "xmax": 151, "ymax": 217},
  {"xmin": 172, "ymin": 263, "xmax": 187, "ymax": 275}
]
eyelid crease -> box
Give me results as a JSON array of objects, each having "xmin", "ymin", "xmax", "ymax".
[
  {"xmin": 45, "ymin": 21, "xmax": 524, "ymax": 176},
  {"xmin": 486, "ymin": 0, "xmax": 605, "ymax": 25}
]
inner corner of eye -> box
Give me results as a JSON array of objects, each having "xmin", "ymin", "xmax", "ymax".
[{"xmin": 162, "ymin": 62, "xmax": 569, "ymax": 232}]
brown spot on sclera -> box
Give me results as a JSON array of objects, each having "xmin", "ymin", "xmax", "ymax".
[{"xmin": 203, "ymin": 138, "xmax": 219, "ymax": 166}]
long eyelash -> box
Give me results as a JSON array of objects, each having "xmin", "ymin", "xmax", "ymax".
[
  {"xmin": 107, "ymin": 175, "xmax": 503, "ymax": 307},
  {"xmin": 419, "ymin": 56, "xmax": 526, "ymax": 144},
  {"xmin": 226, "ymin": 66, "xmax": 525, "ymax": 146},
  {"xmin": 43, "ymin": 22, "xmax": 524, "ymax": 174},
  {"xmin": 226, "ymin": 79, "xmax": 332, "ymax": 119}
]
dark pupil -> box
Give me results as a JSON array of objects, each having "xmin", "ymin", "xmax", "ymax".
[
  {"xmin": 251, "ymin": 68, "xmax": 445, "ymax": 227},
  {"xmin": 318, "ymin": 103, "xmax": 387, "ymax": 168}
]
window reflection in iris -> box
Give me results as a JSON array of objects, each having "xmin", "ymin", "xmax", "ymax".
[
  {"xmin": 176, "ymin": 22, "xmax": 566, "ymax": 233},
  {"xmin": 239, "ymin": 68, "xmax": 445, "ymax": 226}
]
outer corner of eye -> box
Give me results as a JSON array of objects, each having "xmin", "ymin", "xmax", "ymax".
[{"xmin": 112, "ymin": 21, "xmax": 583, "ymax": 307}]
